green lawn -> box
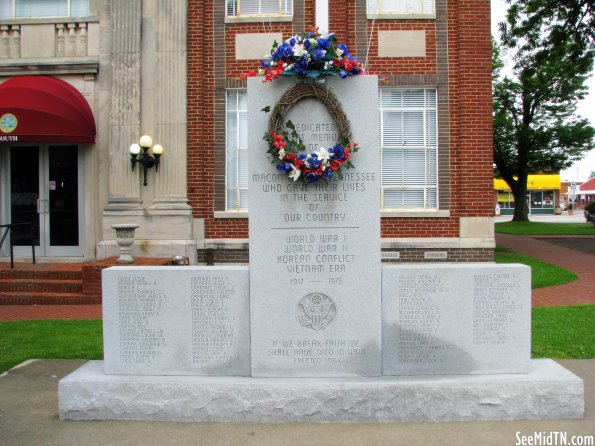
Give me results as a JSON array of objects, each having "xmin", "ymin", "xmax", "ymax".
[
  {"xmin": 495, "ymin": 250, "xmax": 577, "ymax": 289},
  {"xmin": 0, "ymin": 319, "xmax": 102, "ymax": 374},
  {"xmin": 495, "ymin": 221, "xmax": 595, "ymax": 235},
  {"xmin": 532, "ymin": 305, "xmax": 595, "ymax": 359}
]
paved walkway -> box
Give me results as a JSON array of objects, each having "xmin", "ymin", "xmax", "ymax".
[
  {"xmin": 496, "ymin": 233, "xmax": 595, "ymax": 307},
  {"xmin": 0, "ymin": 304, "xmax": 102, "ymax": 321}
]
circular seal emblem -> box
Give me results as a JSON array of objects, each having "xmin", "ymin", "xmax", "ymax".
[
  {"xmin": 296, "ymin": 293, "xmax": 337, "ymax": 331},
  {"xmin": 0, "ymin": 113, "xmax": 17, "ymax": 134}
]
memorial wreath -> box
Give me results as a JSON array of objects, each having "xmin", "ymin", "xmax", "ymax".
[{"xmin": 242, "ymin": 30, "xmax": 364, "ymax": 184}]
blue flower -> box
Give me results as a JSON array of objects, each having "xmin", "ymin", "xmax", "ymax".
[
  {"xmin": 337, "ymin": 44, "xmax": 350, "ymax": 57},
  {"xmin": 261, "ymin": 60, "xmax": 270, "ymax": 68},
  {"xmin": 308, "ymin": 153, "xmax": 321, "ymax": 168},
  {"xmin": 294, "ymin": 57, "xmax": 309, "ymax": 73},
  {"xmin": 298, "ymin": 153, "xmax": 307, "ymax": 161},
  {"xmin": 306, "ymin": 172, "xmax": 321, "ymax": 183},
  {"xmin": 317, "ymin": 38, "xmax": 330, "ymax": 50},
  {"xmin": 323, "ymin": 168, "xmax": 333, "ymax": 179},
  {"xmin": 282, "ymin": 45, "xmax": 294, "ymax": 58},
  {"xmin": 339, "ymin": 70, "xmax": 347, "ymax": 79},
  {"xmin": 272, "ymin": 47, "xmax": 283, "ymax": 59},
  {"xmin": 276, "ymin": 162, "xmax": 292, "ymax": 173},
  {"xmin": 304, "ymin": 39, "xmax": 311, "ymax": 49},
  {"xmin": 313, "ymin": 48, "xmax": 326, "ymax": 61},
  {"xmin": 330, "ymin": 145, "xmax": 345, "ymax": 160},
  {"xmin": 289, "ymin": 37, "xmax": 296, "ymax": 46}
]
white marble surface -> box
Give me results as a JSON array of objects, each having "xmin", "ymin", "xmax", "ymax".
[
  {"xmin": 382, "ymin": 264, "xmax": 531, "ymax": 375},
  {"xmin": 247, "ymin": 76, "xmax": 382, "ymax": 377},
  {"xmin": 59, "ymin": 359, "xmax": 584, "ymax": 422},
  {"xmin": 102, "ymin": 266, "xmax": 250, "ymax": 376}
]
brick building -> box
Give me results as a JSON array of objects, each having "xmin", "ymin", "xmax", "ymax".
[
  {"xmin": 188, "ymin": 0, "xmax": 495, "ymax": 263},
  {"xmin": 0, "ymin": 0, "xmax": 493, "ymax": 264}
]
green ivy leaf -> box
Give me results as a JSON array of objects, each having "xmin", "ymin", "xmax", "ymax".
[{"xmin": 261, "ymin": 106, "xmax": 271, "ymax": 113}]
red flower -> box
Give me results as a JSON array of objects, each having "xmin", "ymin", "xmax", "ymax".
[
  {"xmin": 330, "ymin": 160, "xmax": 341, "ymax": 171},
  {"xmin": 239, "ymin": 70, "xmax": 257, "ymax": 80}
]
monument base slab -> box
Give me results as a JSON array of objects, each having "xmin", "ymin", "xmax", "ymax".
[{"xmin": 59, "ymin": 360, "xmax": 583, "ymax": 423}]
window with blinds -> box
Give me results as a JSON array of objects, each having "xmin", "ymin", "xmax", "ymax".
[
  {"xmin": 226, "ymin": 0, "xmax": 293, "ymax": 16},
  {"xmin": 0, "ymin": 0, "xmax": 89, "ymax": 19},
  {"xmin": 226, "ymin": 90, "xmax": 249, "ymax": 212},
  {"xmin": 379, "ymin": 88, "xmax": 437, "ymax": 210},
  {"xmin": 367, "ymin": 0, "xmax": 435, "ymax": 15}
]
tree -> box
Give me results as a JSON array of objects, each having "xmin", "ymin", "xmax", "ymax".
[
  {"xmin": 501, "ymin": 0, "xmax": 594, "ymax": 64},
  {"xmin": 493, "ymin": 2, "xmax": 595, "ymax": 221}
]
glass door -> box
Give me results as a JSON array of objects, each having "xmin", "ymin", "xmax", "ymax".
[
  {"xmin": 9, "ymin": 146, "xmax": 41, "ymax": 251},
  {"xmin": 8, "ymin": 145, "xmax": 84, "ymax": 257}
]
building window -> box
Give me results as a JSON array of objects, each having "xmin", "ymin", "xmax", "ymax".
[
  {"xmin": 531, "ymin": 190, "xmax": 554, "ymax": 209},
  {"xmin": 379, "ymin": 88, "xmax": 437, "ymax": 210},
  {"xmin": 367, "ymin": 0, "xmax": 435, "ymax": 16},
  {"xmin": 226, "ymin": 90, "xmax": 249, "ymax": 211},
  {"xmin": 226, "ymin": 0, "xmax": 292, "ymax": 17},
  {"xmin": 0, "ymin": 0, "xmax": 89, "ymax": 19}
]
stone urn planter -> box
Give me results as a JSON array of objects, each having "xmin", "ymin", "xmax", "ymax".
[{"xmin": 111, "ymin": 224, "xmax": 139, "ymax": 264}]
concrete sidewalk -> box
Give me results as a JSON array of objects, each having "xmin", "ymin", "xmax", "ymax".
[{"xmin": 0, "ymin": 359, "xmax": 593, "ymax": 446}]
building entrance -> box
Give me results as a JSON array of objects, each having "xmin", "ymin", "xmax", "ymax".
[{"xmin": 2, "ymin": 144, "xmax": 84, "ymax": 257}]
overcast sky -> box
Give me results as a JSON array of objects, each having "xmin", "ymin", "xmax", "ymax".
[{"xmin": 491, "ymin": 0, "xmax": 595, "ymax": 182}]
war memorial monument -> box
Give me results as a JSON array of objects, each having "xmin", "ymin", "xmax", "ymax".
[{"xmin": 59, "ymin": 33, "xmax": 583, "ymax": 423}]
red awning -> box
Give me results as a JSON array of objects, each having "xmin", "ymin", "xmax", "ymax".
[{"xmin": 0, "ymin": 76, "xmax": 96, "ymax": 144}]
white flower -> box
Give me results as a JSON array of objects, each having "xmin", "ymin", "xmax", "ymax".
[
  {"xmin": 278, "ymin": 149, "xmax": 286, "ymax": 159},
  {"xmin": 317, "ymin": 147, "xmax": 331, "ymax": 161},
  {"xmin": 288, "ymin": 164, "xmax": 301, "ymax": 182},
  {"xmin": 293, "ymin": 44, "xmax": 307, "ymax": 58},
  {"xmin": 336, "ymin": 48, "xmax": 344, "ymax": 57}
]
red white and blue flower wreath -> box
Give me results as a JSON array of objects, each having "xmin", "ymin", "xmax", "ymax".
[{"xmin": 243, "ymin": 30, "xmax": 363, "ymax": 184}]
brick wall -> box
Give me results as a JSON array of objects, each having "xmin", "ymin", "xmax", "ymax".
[{"xmin": 187, "ymin": 0, "xmax": 494, "ymax": 245}]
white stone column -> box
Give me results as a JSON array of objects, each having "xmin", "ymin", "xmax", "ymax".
[
  {"xmin": 150, "ymin": 0, "xmax": 190, "ymax": 212},
  {"xmin": 105, "ymin": 0, "xmax": 143, "ymax": 210}
]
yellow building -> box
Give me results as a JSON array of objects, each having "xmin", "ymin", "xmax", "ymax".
[{"xmin": 494, "ymin": 175, "xmax": 561, "ymax": 215}]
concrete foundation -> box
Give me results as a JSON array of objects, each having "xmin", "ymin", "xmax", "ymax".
[{"xmin": 59, "ymin": 359, "xmax": 584, "ymax": 423}]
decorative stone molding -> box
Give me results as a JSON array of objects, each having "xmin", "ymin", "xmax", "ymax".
[{"xmin": 0, "ymin": 25, "xmax": 20, "ymax": 59}]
